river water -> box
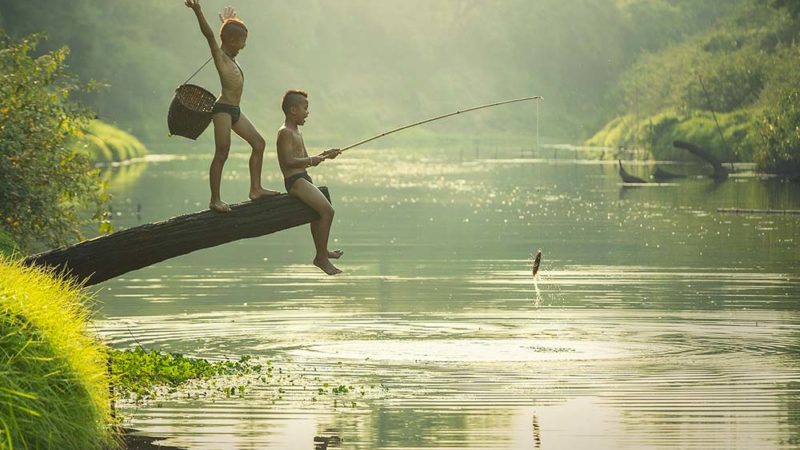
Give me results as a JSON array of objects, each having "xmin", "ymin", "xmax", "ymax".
[{"xmin": 95, "ymin": 145, "xmax": 800, "ymax": 449}]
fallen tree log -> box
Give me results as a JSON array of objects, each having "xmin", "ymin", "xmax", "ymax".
[
  {"xmin": 652, "ymin": 166, "xmax": 687, "ymax": 181},
  {"xmin": 672, "ymin": 140, "xmax": 729, "ymax": 180},
  {"xmin": 618, "ymin": 160, "xmax": 647, "ymax": 184},
  {"xmin": 23, "ymin": 187, "xmax": 330, "ymax": 286},
  {"xmin": 717, "ymin": 207, "xmax": 800, "ymax": 215}
]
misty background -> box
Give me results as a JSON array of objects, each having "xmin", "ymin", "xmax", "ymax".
[{"xmin": 0, "ymin": 0, "xmax": 762, "ymax": 148}]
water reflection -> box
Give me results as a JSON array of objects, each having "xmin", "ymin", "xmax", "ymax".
[{"xmin": 96, "ymin": 145, "xmax": 800, "ymax": 449}]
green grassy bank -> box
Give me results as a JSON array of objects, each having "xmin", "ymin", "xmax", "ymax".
[
  {"xmin": 0, "ymin": 258, "xmax": 118, "ymax": 450},
  {"xmin": 74, "ymin": 120, "xmax": 147, "ymax": 164},
  {"xmin": 586, "ymin": 109, "xmax": 759, "ymax": 162},
  {"xmin": 586, "ymin": 3, "xmax": 800, "ymax": 174}
]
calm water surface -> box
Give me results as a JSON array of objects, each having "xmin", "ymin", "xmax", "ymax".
[{"xmin": 95, "ymin": 145, "xmax": 800, "ymax": 449}]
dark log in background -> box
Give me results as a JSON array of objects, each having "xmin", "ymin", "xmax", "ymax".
[
  {"xmin": 23, "ymin": 187, "xmax": 330, "ymax": 286},
  {"xmin": 673, "ymin": 140, "xmax": 729, "ymax": 180}
]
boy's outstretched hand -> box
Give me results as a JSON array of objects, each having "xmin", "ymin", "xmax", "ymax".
[
  {"xmin": 321, "ymin": 148, "xmax": 342, "ymax": 160},
  {"xmin": 185, "ymin": 0, "xmax": 201, "ymax": 11},
  {"xmin": 219, "ymin": 5, "xmax": 237, "ymax": 22}
]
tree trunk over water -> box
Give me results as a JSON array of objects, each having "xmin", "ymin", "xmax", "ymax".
[
  {"xmin": 672, "ymin": 140, "xmax": 729, "ymax": 180},
  {"xmin": 23, "ymin": 187, "xmax": 330, "ymax": 286}
]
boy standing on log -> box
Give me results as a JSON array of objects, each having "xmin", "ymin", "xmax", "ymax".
[
  {"xmin": 185, "ymin": 1, "xmax": 278, "ymax": 213},
  {"xmin": 277, "ymin": 90, "xmax": 343, "ymax": 275}
]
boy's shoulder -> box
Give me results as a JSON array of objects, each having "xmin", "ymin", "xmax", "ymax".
[{"xmin": 277, "ymin": 126, "xmax": 298, "ymax": 138}]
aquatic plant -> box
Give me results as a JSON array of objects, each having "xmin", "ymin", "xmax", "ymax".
[
  {"xmin": 110, "ymin": 348, "xmax": 262, "ymax": 402},
  {"xmin": 110, "ymin": 349, "xmax": 386, "ymax": 410}
]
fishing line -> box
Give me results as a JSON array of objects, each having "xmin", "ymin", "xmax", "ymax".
[{"xmin": 333, "ymin": 95, "xmax": 543, "ymax": 155}]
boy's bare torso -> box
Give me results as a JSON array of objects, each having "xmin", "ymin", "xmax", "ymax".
[
  {"xmin": 216, "ymin": 54, "xmax": 244, "ymax": 105},
  {"xmin": 278, "ymin": 126, "xmax": 308, "ymax": 178}
]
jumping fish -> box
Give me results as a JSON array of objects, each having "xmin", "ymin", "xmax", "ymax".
[{"xmin": 532, "ymin": 249, "xmax": 542, "ymax": 278}]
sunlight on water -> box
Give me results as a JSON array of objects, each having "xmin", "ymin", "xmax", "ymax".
[
  {"xmin": 292, "ymin": 338, "xmax": 640, "ymax": 362},
  {"xmin": 96, "ymin": 147, "xmax": 800, "ymax": 449}
]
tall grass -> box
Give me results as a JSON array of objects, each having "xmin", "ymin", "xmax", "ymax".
[{"xmin": 0, "ymin": 257, "xmax": 118, "ymax": 450}]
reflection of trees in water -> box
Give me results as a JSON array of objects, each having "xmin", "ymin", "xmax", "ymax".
[
  {"xmin": 99, "ymin": 161, "xmax": 149, "ymax": 193},
  {"xmin": 781, "ymin": 382, "xmax": 800, "ymax": 448}
]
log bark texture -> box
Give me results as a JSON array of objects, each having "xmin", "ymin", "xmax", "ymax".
[{"xmin": 23, "ymin": 187, "xmax": 330, "ymax": 286}]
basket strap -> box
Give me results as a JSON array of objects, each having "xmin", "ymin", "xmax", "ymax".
[{"xmin": 181, "ymin": 57, "xmax": 213, "ymax": 86}]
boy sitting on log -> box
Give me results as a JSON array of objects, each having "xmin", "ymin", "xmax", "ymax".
[
  {"xmin": 276, "ymin": 90, "xmax": 343, "ymax": 275},
  {"xmin": 185, "ymin": 0, "xmax": 278, "ymax": 213}
]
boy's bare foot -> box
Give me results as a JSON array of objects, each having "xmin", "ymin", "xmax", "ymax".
[
  {"xmin": 249, "ymin": 188, "xmax": 280, "ymax": 201},
  {"xmin": 328, "ymin": 249, "xmax": 343, "ymax": 259},
  {"xmin": 313, "ymin": 257, "xmax": 342, "ymax": 275},
  {"xmin": 209, "ymin": 200, "xmax": 231, "ymax": 213}
]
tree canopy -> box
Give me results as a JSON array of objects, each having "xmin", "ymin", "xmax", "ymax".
[{"xmin": 0, "ymin": 33, "xmax": 107, "ymax": 251}]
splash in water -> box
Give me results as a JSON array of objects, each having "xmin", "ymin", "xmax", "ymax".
[{"xmin": 531, "ymin": 249, "xmax": 543, "ymax": 306}]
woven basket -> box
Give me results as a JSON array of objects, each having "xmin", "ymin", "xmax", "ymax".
[{"xmin": 167, "ymin": 84, "xmax": 216, "ymax": 139}]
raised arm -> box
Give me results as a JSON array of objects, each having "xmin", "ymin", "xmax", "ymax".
[
  {"xmin": 185, "ymin": 0, "xmax": 220, "ymax": 56},
  {"xmin": 219, "ymin": 5, "xmax": 237, "ymax": 23}
]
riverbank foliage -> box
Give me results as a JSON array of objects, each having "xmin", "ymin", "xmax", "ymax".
[
  {"xmin": 0, "ymin": 257, "xmax": 117, "ymax": 449},
  {"xmin": 588, "ymin": 1, "xmax": 800, "ymax": 173},
  {"xmin": 74, "ymin": 120, "xmax": 148, "ymax": 164},
  {"xmin": 2, "ymin": 2, "xmax": 795, "ymax": 166},
  {"xmin": 0, "ymin": 32, "xmax": 110, "ymax": 251},
  {"xmin": 0, "ymin": 230, "xmax": 17, "ymax": 258},
  {"xmin": 0, "ymin": 0, "xmax": 738, "ymax": 145}
]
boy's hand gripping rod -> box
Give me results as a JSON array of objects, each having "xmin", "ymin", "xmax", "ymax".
[{"xmin": 326, "ymin": 95, "xmax": 543, "ymax": 157}]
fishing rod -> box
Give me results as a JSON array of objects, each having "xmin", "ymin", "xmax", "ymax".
[{"xmin": 328, "ymin": 95, "xmax": 543, "ymax": 156}]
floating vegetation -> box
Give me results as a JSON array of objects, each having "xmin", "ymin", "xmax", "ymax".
[
  {"xmin": 110, "ymin": 348, "xmax": 386, "ymax": 407},
  {"xmin": 524, "ymin": 345, "xmax": 577, "ymax": 353},
  {"xmin": 110, "ymin": 347, "xmax": 262, "ymax": 402}
]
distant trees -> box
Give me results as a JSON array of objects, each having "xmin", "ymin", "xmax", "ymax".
[
  {"xmin": 771, "ymin": 0, "xmax": 800, "ymax": 18},
  {"xmin": 756, "ymin": 80, "xmax": 800, "ymax": 174},
  {"xmin": 591, "ymin": 1, "xmax": 800, "ymax": 173},
  {"xmin": 0, "ymin": 33, "xmax": 107, "ymax": 251},
  {"xmin": 1, "ymin": 0, "xmax": 797, "ymax": 173}
]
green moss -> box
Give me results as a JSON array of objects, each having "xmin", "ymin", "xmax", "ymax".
[
  {"xmin": 73, "ymin": 120, "xmax": 147, "ymax": 163},
  {"xmin": 0, "ymin": 257, "xmax": 118, "ymax": 449}
]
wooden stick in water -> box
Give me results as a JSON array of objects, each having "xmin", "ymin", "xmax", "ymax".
[{"xmin": 327, "ymin": 96, "xmax": 543, "ymax": 156}]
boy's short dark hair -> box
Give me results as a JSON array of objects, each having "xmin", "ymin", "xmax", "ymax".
[
  {"xmin": 220, "ymin": 18, "xmax": 248, "ymax": 43},
  {"xmin": 282, "ymin": 90, "xmax": 308, "ymax": 114}
]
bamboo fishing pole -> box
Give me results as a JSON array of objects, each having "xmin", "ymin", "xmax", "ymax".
[{"xmin": 325, "ymin": 95, "xmax": 543, "ymax": 157}]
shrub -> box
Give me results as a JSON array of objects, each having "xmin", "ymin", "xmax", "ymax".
[
  {"xmin": 0, "ymin": 257, "xmax": 118, "ymax": 449},
  {"xmin": 755, "ymin": 89, "xmax": 800, "ymax": 174},
  {"xmin": 0, "ymin": 230, "xmax": 17, "ymax": 258},
  {"xmin": 0, "ymin": 32, "xmax": 108, "ymax": 251}
]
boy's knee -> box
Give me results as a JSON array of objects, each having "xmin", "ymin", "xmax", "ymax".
[
  {"xmin": 214, "ymin": 145, "xmax": 230, "ymax": 161},
  {"xmin": 252, "ymin": 137, "xmax": 266, "ymax": 153},
  {"xmin": 321, "ymin": 205, "xmax": 335, "ymax": 220}
]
